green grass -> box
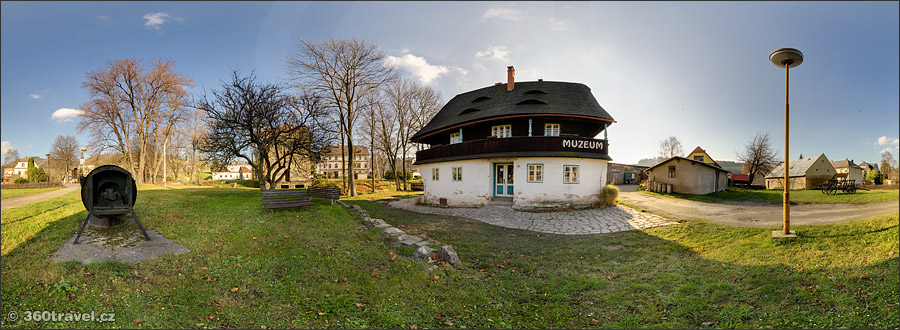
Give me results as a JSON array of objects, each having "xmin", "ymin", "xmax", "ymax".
[
  {"xmin": 1, "ymin": 187, "xmax": 64, "ymax": 199},
  {"xmin": 642, "ymin": 186, "xmax": 898, "ymax": 204},
  {"xmin": 1, "ymin": 188, "xmax": 896, "ymax": 328}
]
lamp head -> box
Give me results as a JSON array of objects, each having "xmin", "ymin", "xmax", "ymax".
[{"xmin": 770, "ymin": 48, "xmax": 803, "ymax": 68}]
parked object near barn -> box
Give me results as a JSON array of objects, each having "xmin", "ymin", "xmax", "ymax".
[{"xmin": 75, "ymin": 165, "xmax": 149, "ymax": 244}]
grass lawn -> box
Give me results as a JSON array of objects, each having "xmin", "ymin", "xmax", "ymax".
[
  {"xmin": 1, "ymin": 188, "xmax": 896, "ymax": 329},
  {"xmin": 1, "ymin": 187, "xmax": 64, "ymax": 200},
  {"xmin": 641, "ymin": 186, "xmax": 898, "ymax": 204}
]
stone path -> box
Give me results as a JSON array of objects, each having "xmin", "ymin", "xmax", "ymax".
[
  {"xmin": 388, "ymin": 198, "xmax": 678, "ymax": 235},
  {"xmin": 1, "ymin": 184, "xmax": 80, "ymax": 210}
]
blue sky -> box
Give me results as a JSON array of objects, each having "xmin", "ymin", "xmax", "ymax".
[{"xmin": 2, "ymin": 1, "xmax": 898, "ymax": 166}]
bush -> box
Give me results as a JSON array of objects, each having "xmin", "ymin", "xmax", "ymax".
[
  {"xmin": 310, "ymin": 178, "xmax": 341, "ymax": 190},
  {"xmin": 599, "ymin": 184, "xmax": 619, "ymax": 207},
  {"xmin": 383, "ymin": 170, "xmax": 413, "ymax": 180},
  {"xmin": 12, "ymin": 177, "xmax": 28, "ymax": 184}
]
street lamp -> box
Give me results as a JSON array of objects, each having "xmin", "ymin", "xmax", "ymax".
[
  {"xmin": 770, "ymin": 48, "xmax": 803, "ymax": 238},
  {"xmin": 46, "ymin": 153, "xmax": 51, "ymax": 183}
]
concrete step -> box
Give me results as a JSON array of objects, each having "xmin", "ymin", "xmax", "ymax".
[{"xmin": 490, "ymin": 197, "xmax": 513, "ymax": 206}]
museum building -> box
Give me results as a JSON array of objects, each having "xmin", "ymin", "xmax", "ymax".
[{"xmin": 411, "ymin": 66, "xmax": 616, "ymax": 209}]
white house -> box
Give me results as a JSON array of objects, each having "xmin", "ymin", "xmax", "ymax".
[
  {"xmin": 212, "ymin": 162, "xmax": 254, "ymax": 180},
  {"xmin": 411, "ymin": 66, "xmax": 615, "ymax": 210}
]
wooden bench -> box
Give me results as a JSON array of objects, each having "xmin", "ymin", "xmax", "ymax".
[
  {"xmin": 261, "ymin": 188, "xmax": 315, "ymax": 209},
  {"xmin": 308, "ymin": 186, "xmax": 341, "ymax": 205},
  {"xmin": 410, "ymin": 182, "xmax": 424, "ymax": 191}
]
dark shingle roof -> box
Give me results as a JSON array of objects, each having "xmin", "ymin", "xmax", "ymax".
[{"xmin": 410, "ymin": 81, "xmax": 615, "ymax": 141}]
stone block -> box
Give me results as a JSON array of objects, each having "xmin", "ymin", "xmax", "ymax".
[
  {"xmin": 382, "ymin": 227, "xmax": 405, "ymax": 237},
  {"xmin": 437, "ymin": 245, "xmax": 462, "ymax": 268},
  {"xmin": 414, "ymin": 246, "xmax": 434, "ymax": 259},
  {"xmin": 413, "ymin": 240, "xmax": 430, "ymax": 248},
  {"xmin": 399, "ymin": 235, "xmax": 423, "ymax": 246}
]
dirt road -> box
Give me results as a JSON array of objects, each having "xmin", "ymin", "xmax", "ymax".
[{"xmin": 617, "ymin": 187, "xmax": 899, "ymax": 227}]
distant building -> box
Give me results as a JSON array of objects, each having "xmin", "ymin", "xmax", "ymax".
[
  {"xmin": 765, "ymin": 153, "xmax": 835, "ymax": 190},
  {"xmin": 858, "ymin": 161, "xmax": 880, "ymax": 174},
  {"xmin": 686, "ymin": 146, "xmax": 721, "ymax": 168},
  {"xmin": 607, "ymin": 163, "xmax": 648, "ymax": 185},
  {"xmin": 647, "ymin": 157, "xmax": 728, "ymax": 194},
  {"xmin": 831, "ymin": 158, "xmax": 864, "ymax": 184},
  {"xmin": 316, "ymin": 145, "xmax": 370, "ymax": 180},
  {"xmin": 211, "ymin": 162, "xmax": 254, "ymax": 181}
]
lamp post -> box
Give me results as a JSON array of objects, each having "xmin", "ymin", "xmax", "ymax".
[
  {"xmin": 770, "ymin": 48, "xmax": 803, "ymax": 238},
  {"xmin": 45, "ymin": 153, "xmax": 51, "ymax": 183},
  {"xmin": 80, "ymin": 147, "xmax": 87, "ymax": 182}
]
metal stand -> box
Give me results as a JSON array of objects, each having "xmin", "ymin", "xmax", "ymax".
[{"xmin": 73, "ymin": 211, "xmax": 151, "ymax": 244}]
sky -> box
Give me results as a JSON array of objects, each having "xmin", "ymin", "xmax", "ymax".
[{"xmin": 2, "ymin": 1, "xmax": 898, "ymax": 166}]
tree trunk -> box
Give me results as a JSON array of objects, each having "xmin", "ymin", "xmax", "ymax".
[{"xmin": 347, "ymin": 135, "xmax": 356, "ymax": 196}]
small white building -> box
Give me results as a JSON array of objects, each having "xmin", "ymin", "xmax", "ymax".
[
  {"xmin": 212, "ymin": 162, "xmax": 254, "ymax": 181},
  {"xmin": 411, "ymin": 66, "xmax": 615, "ymax": 210}
]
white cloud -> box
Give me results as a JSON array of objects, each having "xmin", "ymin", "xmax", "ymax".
[
  {"xmin": 548, "ymin": 18, "xmax": 572, "ymax": 31},
  {"xmin": 96, "ymin": 15, "xmax": 109, "ymax": 20},
  {"xmin": 482, "ymin": 8, "xmax": 524, "ymax": 21},
  {"xmin": 385, "ymin": 52, "xmax": 463, "ymax": 84},
  {"xmin": 28, "ymin": 93, "xmax": 41, "ymax": 100},
  {"xmin": 881, "ymin": 147, "xmax": 899, "ymax": 154},
  {"xmin": 51, "ymin": 108, "xmax": 84, "ymax": 122},
  {"xmin": 1, "ymin": 141, "xmax": 11, "ymax": 154},
  {"xmin": 143, "ymin": 12, "xmax": 181, "ymax": 30},
  {"xmin": 475, "ymin": 45, "xmax": 511, "ymax": 62},
  {"xmin": 876, "ymin": 136, "xmax": 899, "ymax": 146}
]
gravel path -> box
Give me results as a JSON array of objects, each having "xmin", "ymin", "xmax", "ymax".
[
  {"xmin": 1, "ymin": 184, "xmax": 80, "ymax": 211},
  {"xmin": 617, "ymin": 189, "xmax": 899, "ymax": 227}
]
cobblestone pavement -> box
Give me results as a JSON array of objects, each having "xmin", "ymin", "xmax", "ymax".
[{"xmin": 388, "ymin": 198, "xmax": 679, "ymax": 235}]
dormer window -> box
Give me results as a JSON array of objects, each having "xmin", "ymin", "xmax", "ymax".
[
  {"xmin": 544, "ymin": 124, "xmax": 560, "ymax": 136},
  {"xmin": 491, "ymin": 125, "xmax": 511, "ymax": 138},
  {"xmin": 516, "ymin": 99, "xmax": 547, "ymax": 105},
  {"xmin": 459, "ymin": 108, "xmax": 481, "ymax": 116},
  {"xmin": 450, "ymin": 132, "xmax": 461, "ymax": 144}
]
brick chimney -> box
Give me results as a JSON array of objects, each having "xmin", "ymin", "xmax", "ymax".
[{"xmin": 507, "ymin": 66, "xmax": 515, "ymax": 92}]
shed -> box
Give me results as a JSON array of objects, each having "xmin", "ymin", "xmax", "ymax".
[
  {"xmin": 646, "ymin": 157, "xmax": 729, "ymax": 194},
  {"xmin": 765, "ymin": 153, "xmax": 835, "ymax": 190}
]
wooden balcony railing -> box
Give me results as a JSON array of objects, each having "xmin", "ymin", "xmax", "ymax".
[{"xmin": 415, "ymin": 136, "xmax": 609, "ymax": 164}]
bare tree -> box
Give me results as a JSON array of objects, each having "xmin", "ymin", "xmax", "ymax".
[
  {"xmin": 198, "ymin": 70, "xmax": 329, "ymax": 189},
  {"xmin": 78, "ymin": 59, "xmax": 193, "ymax": 183},
  {"xmin": 49, "ymin": 135, "xmax": 80, "ymax": 181},
  {"xmin": 736, "ymin": 133, "xmax": 779, "ymax": 184},
  {"xmin": 657, "ymin": 136, "xmax": 683, "ymax": 162},
  {"xmin": 183, "ymin": 107, "xmax": 207, "ymax": 183},
  {"xmin": 882, "ymin": 151, "xmax": 896, "ymax": 181},
  {"xmin": 286, "ymin": 38, "xmax": 397, "ymax": 196},
  {"xmin": 3, "ymin": 148, "xmax": 19, "ymax": 169},
  {"xmin": 384, "ymin": 78, "xmax": 442, "ymax": 190}
]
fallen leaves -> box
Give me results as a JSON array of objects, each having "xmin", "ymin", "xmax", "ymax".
[
  {"xmin": 230, "ymin": 287, "xmax": 239, "ymax": 292},
  {"xmin": 432, "ymin": 275, "xmax": 440, "ymax": 280}
]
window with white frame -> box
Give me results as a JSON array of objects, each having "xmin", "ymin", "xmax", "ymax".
[
  {"xmin": 450, "ymin": 132, "xmax": 461, "ymax": 144},
  {"xmin": 491, "ymin": 125, "xmax": 511, "ymax": 138},
  {"xmin": 564, "ymin": 165, "xmax": 579, "ymax": 183},
  {"xmin": 528, "ymin": 164, "xmax": 543, "ymax": 182},
  {"xmin": 544, "ymin": 123, "xmax": 560, "ymax": 136},
  {"xmin": 452, "ymin": 167, "xmax": 462, "ymax": 181},
  {"xmin": 432, "ymin": 168, "xmax": 439, "ymax": 181}
]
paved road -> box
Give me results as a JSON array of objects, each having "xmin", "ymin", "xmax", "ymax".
[
  {"xmin": 1, "ymin": 184, "xmax": 80, "ymax": 211},
  {"xmin": 616, "ymin": 186, "xmax": 899, "ymax": 227}
]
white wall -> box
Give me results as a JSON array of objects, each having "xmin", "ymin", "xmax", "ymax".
[
  {"xmin": 420, "ymin": 159, "xmax": 494, "ymax": 207},
  {"xmin": 513, "ymin": 157, "xmax": 608, "ymax": 209},
  {"xmin": 420, "ymin": 157, "xmax": 608, "ymax": 209}
]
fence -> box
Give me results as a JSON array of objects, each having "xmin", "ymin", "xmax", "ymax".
[
  {"xmin": 859, "ymin": 183, "xmax": 899, "ymax": 190},
  {"xmin": 0, "ymin": 181, "xmax": 64, "ymax": 189}
]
